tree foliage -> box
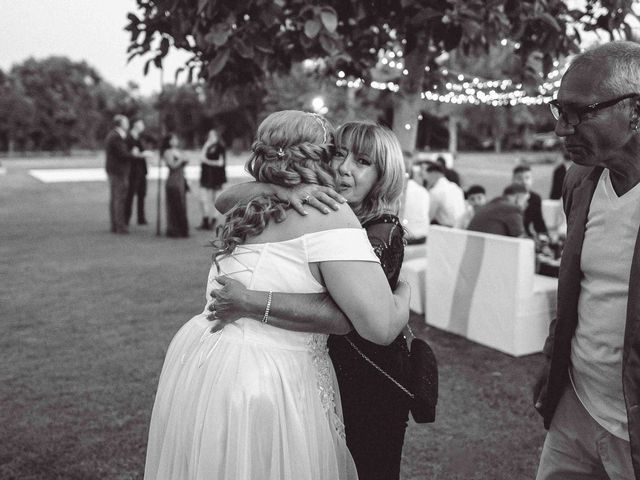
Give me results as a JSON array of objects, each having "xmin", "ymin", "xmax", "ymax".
[
  {"xmin": 0, "ymin": 57, "xmax": 157, "ymax": 152},
  {"xmin": 127, "ymin": 0, "xmax": 637, "ymax": 91}
]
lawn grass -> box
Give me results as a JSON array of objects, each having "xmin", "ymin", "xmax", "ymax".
[{"xmin": 1, "ymin": 154, "xmax": 551, "ymax": 479}]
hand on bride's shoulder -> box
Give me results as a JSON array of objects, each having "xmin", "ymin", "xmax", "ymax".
[{"xmin": 273, "ymin": 184, "xmax": 346, "ymax": 216}]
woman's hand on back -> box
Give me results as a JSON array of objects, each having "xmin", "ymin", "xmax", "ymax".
[
  {"xmin": 215, "ymin": 182, "xmax": 346, "ymax": 216},
  {"xmin": 207, "ymin": 276, "xmax": 252, "ymax": 323}
]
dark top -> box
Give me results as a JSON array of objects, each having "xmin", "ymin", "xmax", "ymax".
[
  {"xmin": 549, "ymin": 163, "xmax": 568, "ymax": 200},
  {"xmin": 127, "ymin": 135, "xmax": 148, "ymax": 176},
  {"xmin": 205, "ymin": 143, "xmax": 226, "ymax": 161},
  {"xmin": 524, "ymin": 190, "xmax": 548, "ymax": 236},
  {"xmin": 201, "ymin": 143, "xmax": 227, "ymax": 188},
  {"xmin": 467, "ymin": 197, "xmax": 524, "ymax": 237},
  {"xmin": 105, "ymin": 129, "xmax": 138, "ymax": 177},
  {"xmin": 328, "ymin": 214, "xmax": 410, "ymax": 414},
  {"xmin": 445, "ymin": 168, "xmax": 461, "ymax": 186}
]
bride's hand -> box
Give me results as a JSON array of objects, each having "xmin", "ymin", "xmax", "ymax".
[
  {"xmin": 207, "ymin": 276, "xmax": 252, "ymax": 323},
  {"xmin": 272, "ymin": 184, "xmax": 346, "ymax": 216}
]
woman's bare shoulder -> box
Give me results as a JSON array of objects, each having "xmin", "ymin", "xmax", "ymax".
[{"xmin": 248, "ymin": 204, "xmax": 361, "ymax": 244}]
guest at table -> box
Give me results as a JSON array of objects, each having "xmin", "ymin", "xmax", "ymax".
[
  {"xmin": 549, "ymin": 150, "xmax": 572, "ymax": 200},
  {"xmin": 513, "ymin": 164, "xmax": 548, "ymax": 238},
  {"xmin": 456, "ymin": 184, "xmax": 486, "ymax": 229},
  {"xmin": 400, "ymin": 151, "xmax": 430, "ymax": 243},
  {"xmin": 436, "ymin": 155, "xmax": 461, "ymax": 186},
  {"xmin": 467, "ymin": 184, "xmax": 529, "ymax": 237},
  {"xmin": 424, "ymin": 162, "xmax": 466, "ymax": 227}
]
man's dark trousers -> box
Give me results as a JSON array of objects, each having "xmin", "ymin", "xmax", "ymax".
[
  {"xmin": 109, "ymin": 173, "xmax": 129, "ymax": 233},
  {"xmin": 125, "ymin": 164, "xmax": 147, "ymax": 224}
]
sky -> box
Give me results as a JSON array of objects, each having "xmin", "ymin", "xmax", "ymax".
[
  {"xmin": 0, "ymin": 0, "xmax": 189, "ymax": 95},
  {"xmin": 1, "ymin": 0, "xmax": 638, "ymax": 97}
]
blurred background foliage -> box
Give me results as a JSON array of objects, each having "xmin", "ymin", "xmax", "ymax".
[{"xmin": 0, "ymin": 53, "xmax": 570, "ymax": 155}]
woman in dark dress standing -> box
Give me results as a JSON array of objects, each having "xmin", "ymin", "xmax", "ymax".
[
  {"xmin": 161, "ymin": 133, "xmax": 189, "ymax": 238},
  {"xmin": 197, "ymin": 129, "xmax": 227, "ymax": 231},
  {"xmin": 210, "ymin": 121, "xmax": 412, "ymax": 480}
]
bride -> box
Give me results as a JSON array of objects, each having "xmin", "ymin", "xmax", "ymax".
[{"xmin": 143, "ymin": 110, "xmax": 410, "ymax": 480}]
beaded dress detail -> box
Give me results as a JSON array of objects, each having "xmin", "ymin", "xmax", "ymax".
[{"xmin": 328, "ymin": 214, "xmax": 411, "ymax": 415}]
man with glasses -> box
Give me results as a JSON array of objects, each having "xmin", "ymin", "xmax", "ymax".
[{"xmin": 533, "ymin": 41, "xmax": 640, "ymax": 479}]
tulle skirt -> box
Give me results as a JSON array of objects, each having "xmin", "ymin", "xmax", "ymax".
[{"xmin": 144, "ymin": 314, "xmax": 357, "ymax": 480}]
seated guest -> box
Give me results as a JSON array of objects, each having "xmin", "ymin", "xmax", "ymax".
[
  {"xmin": 414, "ymin": 159, "xmax": 430, "ymax": 189},
  {"xmin": 512, "ymin": 164, "xmax": 548, "ymax": 238},
  {"xmin": 467, "ymin": 183, "xmax": 529, "ymax": 237},
  {"xmin": 436, "ymin": 155, "xmax": 461, "ymax": 186},
  {"xmin": 549, "ymin": 150, "xmax": 572, "ymax": 200},
  {"xmin": 456, "ymin": 184, "xmax": 487, "ymax": 229},
  {"xmin": 425, "ymin": 162, "xmax": 466, "ymax": 227},
  {"xmin": 400, "ymin": 152, "xmax": 430, "ymax": 243}
]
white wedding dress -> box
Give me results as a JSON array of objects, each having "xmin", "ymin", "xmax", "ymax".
[{"xmin": 144, "ymin": 228, "xmax": 379, "ymax": 480}]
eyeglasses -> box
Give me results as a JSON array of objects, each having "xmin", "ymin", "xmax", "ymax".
[{"xmin": 549, "ymin": 93, "xmax": 639, "ymax": 126}]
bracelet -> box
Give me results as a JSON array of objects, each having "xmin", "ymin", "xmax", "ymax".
[{"xmin": 262, "ymin": 290, "xmax": 273, "ymax": 324}]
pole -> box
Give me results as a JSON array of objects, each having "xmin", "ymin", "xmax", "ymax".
[{"xmin": 156, "ymin": 66, "xmax": 164, "ymax": 237}]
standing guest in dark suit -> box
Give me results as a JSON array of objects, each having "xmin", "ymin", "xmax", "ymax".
[
  {"xmin": 125, "ymin": 119, "xmax": 150, "ymax": 226},
  {"xmin": 105, "ymin": 115, "xmax": 138, "ymax": 234},
  {"xmin": 549, "ymin": 151, "xmax": 572, "ymax": 200},
  {"xmin": 513, "ymin": 164, "xmax": 548, "ymax": 238},
  {"xmin": 467, "ymin": 183, "xmax": 528, "ymax": 237},
  {"xmin": 532, "ymin": 41, "xmax": 640, "ymax": 479}
]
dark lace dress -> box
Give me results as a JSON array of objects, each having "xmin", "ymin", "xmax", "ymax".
[{"xmin": 328, "ymin": 214, "xmax": 411, "ymax": 480}]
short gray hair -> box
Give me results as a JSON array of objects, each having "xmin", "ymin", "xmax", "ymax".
[{"xmin": 567, "ymin": 41, "xmax": 640, "ymax": 96}]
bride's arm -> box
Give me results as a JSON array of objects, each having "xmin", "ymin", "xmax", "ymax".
[
  {"xmin": 208, "ymin": 276, "xmax": 353, "ymax": 335},
  {"xmin": 215, "ymin": 182, "xmax": 345, "ymax": 216},
  {"xmin": 319, "ymin": 261, "xmax": 410, "ymax": 345}
]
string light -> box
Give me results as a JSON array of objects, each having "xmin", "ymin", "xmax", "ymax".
[
  {"xmin": 336, "ymin": 63, "xmax": 564, "ymax": 106},
  {"xmin": 354, "ymin": 45, "xmax": 566, "ymax": 107}
]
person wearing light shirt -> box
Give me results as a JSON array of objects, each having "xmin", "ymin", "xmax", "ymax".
[
  {"xmin": 424, "ymin": 162, "xmax": 466, "ymax": 227},
  {"xmin": 533, "ymin": 41, "xmax": 640, "ymax": 479}
]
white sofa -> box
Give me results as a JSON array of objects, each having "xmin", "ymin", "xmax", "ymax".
[
  {"xmin": 400, "ymin": 244, "xmax": 428, "ymax": 314},
  {"xmin": 425, "ymin": 226, "xmax": 558, "ymax": 356}
]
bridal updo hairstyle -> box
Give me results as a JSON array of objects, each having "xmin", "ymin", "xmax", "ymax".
[{"xmin": 215, "ymin": 110, "xmax": 336, "ymax": 260}]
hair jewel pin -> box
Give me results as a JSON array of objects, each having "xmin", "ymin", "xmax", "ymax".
[{"xmin": 277, "ymin": 147, "xmax": 285, "ymax": 159}]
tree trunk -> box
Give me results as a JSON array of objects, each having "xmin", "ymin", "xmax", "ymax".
[
  {"xmin": 494, "ymin": 136, "xmax": 502, "ymax": 153},
  {"xmin": 448, "ymin": 116, "xmax": 458, "ymax": 154},
  {"xmin": 392, "ymin": 43, "xmax": 431, "ymax": 154},
  {"xmin": 392, "ymin": 92, "xmax": 421, "ymax": 154}
]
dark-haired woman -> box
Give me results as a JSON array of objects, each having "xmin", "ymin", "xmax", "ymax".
[
  {"xmin": 197, "ymin": 129, "xmax": 227, "ymax": 231},
  {"xmin": 161, "ymin": 133, "xmax": 189, "ymax": 238},
  {"xmin": 144, "ymin": 111, "xmax": 410, "ymax": 480}
]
